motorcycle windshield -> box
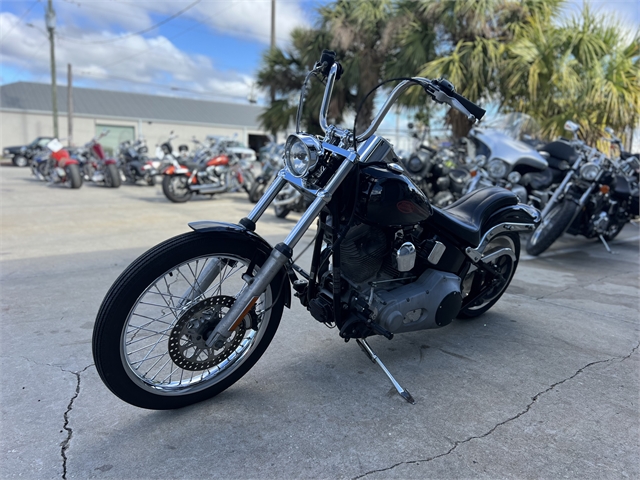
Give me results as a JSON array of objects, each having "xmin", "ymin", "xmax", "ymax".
[{"xmin": 481, "ymin": 113, "xmax": 543, "ymax": 145}]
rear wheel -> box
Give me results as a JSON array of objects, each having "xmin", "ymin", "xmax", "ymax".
[
  {"xmin": 104, "ymin": 164, "xmax": 121, "ymax": 188},
  {"xmin": 274, "ymin": 205, "xmax": 290, "ymax": 219},
  {"xmin": 248, "ymin": 179, "xmax": 266, "ymax": 203},
  {"xmin": 162, "ymin": 175, "xmax": 192, "ymax": 203},
  {"xmin": 526, "ymin": 199, "xmax": 578, "ymax": 256},
  {"xmin": 458, "ymin": 232, "xmax": 520, "ymax": 318},
  {"xmin": 92, "ymin": 232, "xmax": 286, "ymax": 410},
  {"xmin": 67, "ymin": 164, "xmax": 83, "ymax": 189}
]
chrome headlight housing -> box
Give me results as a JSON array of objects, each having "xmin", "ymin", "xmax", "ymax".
[
  {"xmin": 580, "ymin": 162, "xmax": 600, "ymax": 181},
  {"xmin": 487, "ymin": 159, "xmax": 508, "ymax": 179},
  {"xmin": 284, "ymin": 134, "xmax": 322, "ymax": 178}
]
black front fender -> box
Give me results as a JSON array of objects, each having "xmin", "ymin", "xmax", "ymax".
[{"xmin": 188, "ymin": 221, "xmax": 291, "ymax": 308}]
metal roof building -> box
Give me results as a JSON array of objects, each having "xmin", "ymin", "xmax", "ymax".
[{"xmin": 0, "ymin": 82, "xmax": 270, "ymax": 153}]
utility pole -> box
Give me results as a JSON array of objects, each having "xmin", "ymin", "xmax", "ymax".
[
  {"xmin": 270, "ymin": 0, "xmax": 276, "ymax": 103},
  {"xmin": 46, "ymin": 0, "xmax": 58, "ymax": 138},
  {"xmin": 270, "ymin": 0, "xmax": 275, "ymax": 51},
  {"xmin": 67, "ymin": 64, "xmax": 73, "ymax": 147}
]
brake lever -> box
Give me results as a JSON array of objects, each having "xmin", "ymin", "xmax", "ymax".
[
  {"xmin": 417, "ymin": 79, "xmax": 476, "ymax": 123},
  {"xmin": 431, "ymin": 89, "xmax": 476, "ymax": 123}
]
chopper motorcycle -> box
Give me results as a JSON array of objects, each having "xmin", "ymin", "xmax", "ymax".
[
  {"xmin": 31, "ymin": 139, "xmax": 83, "ymax": 189},
  {"xmin": 526, "ymin": 122, "xmax": 639, "ymax": 256},
  {"xmin": 78, "ymin": 130, "xmax": 121, "ymax": 188},
  {"xmin": 92, "ymin": 51, "xmax": 540, "ymax": 410},
  {"xmin": 161, "ymin": 139, "xmax": 248, "ymax": 203}
]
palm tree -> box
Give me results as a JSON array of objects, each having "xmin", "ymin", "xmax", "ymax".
[
  {"xmin": 502, "ymin": 6, "xmax": 640, "ymax": 144},
  {"xmin": 256, "ymin": 0, "xmax": 399, "ymax": 136}
]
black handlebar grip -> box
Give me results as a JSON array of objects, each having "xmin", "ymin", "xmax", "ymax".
[{"xmin": 450, "ymin": 91, "xmax": 486, "ymax": 121}]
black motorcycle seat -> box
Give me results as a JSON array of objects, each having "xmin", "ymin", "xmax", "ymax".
[
  {"xmin": 539, "ymin": 141, "xmax": 577, "ymax": 164},
  {"xmin": 521, "ymin": 167, "xmax": 566, "ymax": 190},
  {"xmin": 430, "ymin": 187, "xmax": 519, "ymax": 246}
]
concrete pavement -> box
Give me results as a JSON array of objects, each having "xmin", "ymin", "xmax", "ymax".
[{"xmin": 1, "ymin": 165, "xmax": 638, "ymax": 479}]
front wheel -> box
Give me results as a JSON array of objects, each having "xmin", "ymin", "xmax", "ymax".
[
  {"xmin": 92, "ymin": 232, "xmax": 286, "ymax": 409},
  {"xmin": 162, "ymin": 175, "xmax": 192, "ymax": 203},
  {"xmin": 526, "ymin": 199, "xmax": 578, "ymax": 256},
  {"xmin": 274, "ymin": 204, "xmax": 290, "ymax": 219},
  {"xmin": 458, "ymin": 232, "xmax": 520, "ymax": 318}
]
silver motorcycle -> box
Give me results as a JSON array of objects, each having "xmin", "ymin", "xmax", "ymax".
[{"xmin": 92, "ymin": 50, "xmax": 539, "ymax": 410}]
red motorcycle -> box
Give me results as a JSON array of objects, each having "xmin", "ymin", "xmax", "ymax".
[
  {"xmin": 32, "ymin": 139, "xmax": 83, "ymax": 189},
  {"xmin": 161, "ymin": 145, "xmax": 247, "ymax": 203},
  {"xmin": 78, "ymin": 131, "xmax": 121, "ymax": 188}
]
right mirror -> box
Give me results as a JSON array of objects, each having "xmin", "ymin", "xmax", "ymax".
[{"xmin": 564, "ymin": 120, "xmax": 580, "ymax": 133}]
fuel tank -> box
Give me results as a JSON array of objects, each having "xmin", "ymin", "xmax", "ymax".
[{"xmin": 358, "ymin": 163, "xmax": 432, "ymax": 227}]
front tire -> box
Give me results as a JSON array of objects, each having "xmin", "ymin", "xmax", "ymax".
[
  {"xmin": 67, "ymin": 164, "xmax": 83, "ymax": 189},
  {"xmin": 92, "ymin": 232, "xmax": 286, "ymax": 409},
  {"xmin": 162, "ymin": 175, "xmax": 192, "ymax": 203},
  {"xmin": 526, "ymin": 199, "xmax": 578, "ymax": 256}
]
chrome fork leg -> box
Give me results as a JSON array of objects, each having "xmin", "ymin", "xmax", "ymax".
[{"xmin": 356, "ymin": 339, "xmax": 415, "ymax": 404}]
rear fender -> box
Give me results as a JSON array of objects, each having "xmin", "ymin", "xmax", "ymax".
[
  {"xmin": 466, "ymin": 204, "xmax": 540, "ymax": 262},
  {"xmin": 188, "ymin": 221, "xmax": 291, "ymax": 308},
  {"xmin": 105, "ymin": 159, "xmax": 118, "ymax": 165}
]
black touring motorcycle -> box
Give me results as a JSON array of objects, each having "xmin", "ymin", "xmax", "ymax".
[{"xmin": 93, "ymin": 51, "xmax": 540, "ymax": 409}]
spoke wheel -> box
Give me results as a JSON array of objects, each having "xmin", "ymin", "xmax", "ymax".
[{"xmin": 93, "ymin": 232, "xmax": 286, "ymax": 409}]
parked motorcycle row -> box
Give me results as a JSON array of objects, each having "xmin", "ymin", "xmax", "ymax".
[
  {"xmin": 21, "ymin": 131, "xmax": 265, "ymax": 204},
  {"xmin": 400, "ymin": 116, "xmax": 639, "ymax": 256}
]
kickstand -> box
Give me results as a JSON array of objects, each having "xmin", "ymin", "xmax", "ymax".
[
  {"xmin": 356, "ymin": 338, "xmax": 415, "ymax": 404},
  {"xmin": 598, "ymin": 234, "xmax": 614, "ymax": 254}
]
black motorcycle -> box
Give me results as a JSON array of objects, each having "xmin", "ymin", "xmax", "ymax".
[
  {"xmin": 92, "ymin": 50, "xmax": 539, "ymax": 410},
  {"xmin": 526, "ymin": 121, "xmax": 639, "ymax": 256},
  {"xmin": 249, "ymin": 143, "xmax": 284, "ymax": 203},
  {"xmin": 117, "ymin": 138, "xmax": 157, "ymax": 185}
]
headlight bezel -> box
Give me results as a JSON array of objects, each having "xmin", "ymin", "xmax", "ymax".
[
  {"xmin": 579, "ymin": 162, "xmax": 600, "ymax": 181},
  {"xmin": 487, "ymin": 158, "xmax": 508, "ymax": 179},
  {"xmin": 284, "ymin": 134, "xmax": 322, "ymax": 178}
]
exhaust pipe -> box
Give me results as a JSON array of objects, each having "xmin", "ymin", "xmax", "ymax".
[{"xmin": 191, "ymin": 183, "xmax": 228, "ymax": 194}]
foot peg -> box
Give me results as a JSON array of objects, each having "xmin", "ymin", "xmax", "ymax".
[{"xmin": 356, "ymin": 338, "xmax": 415, "ymax": 404}]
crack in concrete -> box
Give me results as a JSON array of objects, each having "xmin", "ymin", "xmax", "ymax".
[
  {"xmin": 59, "ymin": 364, "xmax": 93, "ymax": 480},
  {"xmin": 352, "ymin": 342, "xmax": 639, "ymax": 479}
]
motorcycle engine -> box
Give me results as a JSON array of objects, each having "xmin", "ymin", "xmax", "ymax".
[{"xmin": 338, "ymin": 223, "xmax": 462, "ymax": 335}]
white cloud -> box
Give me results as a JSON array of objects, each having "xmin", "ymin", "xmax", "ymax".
[{"xmin": 0, "ymin": 12, "xmax": 259, "ymax": 103}]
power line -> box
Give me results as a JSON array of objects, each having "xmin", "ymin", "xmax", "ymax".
[
  {"xmin": 57, "ymin": 0, "xmax": 203, "ymax": 44},
  {"xmin": 0, "ymin": 0, "xmax": 40, "ymax": 42}
]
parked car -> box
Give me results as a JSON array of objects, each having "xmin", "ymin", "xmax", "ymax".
[{"xmin": 3, "ymin": 136, "xmax": 54, "ymax": 167}]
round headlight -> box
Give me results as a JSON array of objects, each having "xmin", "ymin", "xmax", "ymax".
[
  {"xmin": 507, "ymin": 171, "xmax": 522, "ymax": 184},
  {"xmin": 580, "ymin": 162, "xmax": 599, "ymax": 181},
  {"xmin": 407, "ymin": 156, "xmax": 423, "ymax": 173},
  {"xmin": 487, "ymin": 159, "xmax": 508, "ymax": 179},
  {"xmin": 284, "ymin": 134, "xmax": 321, "ymax": 178}
]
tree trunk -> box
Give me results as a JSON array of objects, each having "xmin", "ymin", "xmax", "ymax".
[{"xmin": 448, "ymin": 110, "xmax": 473, "ymax": 139}]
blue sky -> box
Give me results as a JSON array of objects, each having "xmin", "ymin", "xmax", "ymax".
[{"xmin": 0, "ymin": 0, "xmax": 638, "ymax": 114}]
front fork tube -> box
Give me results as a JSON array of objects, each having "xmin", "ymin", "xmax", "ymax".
[{"xmin": 206, "ymin": 160, "xmax": 357, "ymax": 348}]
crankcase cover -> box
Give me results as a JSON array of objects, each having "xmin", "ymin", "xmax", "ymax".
[
  {"xmin": 374, "ymin": 269, "xmax": 461, "ymax": 334},
  {"xmin": 358, "ymin": 165, "xmax": 432, "ymax": 227}
]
